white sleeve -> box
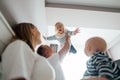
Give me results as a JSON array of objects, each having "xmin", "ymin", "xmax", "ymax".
[
  {"xmin": 2, "ymin": 40, "xmax": 36, "ymax": 80},
  {"xmin": 47, "ymin": 53, "xmax": 60, "ymax": 65},
  {"xmin": 31, "ymin": 54, "xmax": 55, "ymax": 80}
]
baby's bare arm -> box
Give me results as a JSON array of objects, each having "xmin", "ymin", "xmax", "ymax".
[{"xmin": 74, "ymin": 28, "xmax": 80, "ymax": 35}]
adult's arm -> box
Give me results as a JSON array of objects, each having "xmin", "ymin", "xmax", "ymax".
[
  {"xmin": 58, "ymin": 33, "xmax": 70, "ymax": 62},
  {"xmin": 2, "ymin": 40, "xmax": 35, "ymax": 80}
]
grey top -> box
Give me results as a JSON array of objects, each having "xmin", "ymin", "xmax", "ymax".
[{"xmin": 45, "ymin": 29, "xmax": 74, "ymax": 45}]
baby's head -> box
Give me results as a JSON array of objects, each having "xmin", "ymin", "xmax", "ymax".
[
  {"xmin": 37, "ymin": 45, "xmax": 53, "ymax": 58},
  {"xmin": 84, "ymin": 37, "xmax": 107, "ymax": 57},
  {"xmin": 55, "ymin": 22, "xmax": 65, "ymax": 34}
]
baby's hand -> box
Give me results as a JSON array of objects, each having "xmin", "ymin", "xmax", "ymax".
[{"xmin": 74, "ymin": 28, "xmax": 80, "ymax": 35}]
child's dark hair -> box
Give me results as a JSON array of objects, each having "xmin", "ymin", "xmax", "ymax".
[{"xmin": 37, "ymin": 45, "xmax": 46, "ymax": 57}]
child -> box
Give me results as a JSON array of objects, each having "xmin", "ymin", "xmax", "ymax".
[
  {"xmin": 82, "ymin": 37, "xmax": 120, "ymax": 80},
  {"xmin": 44, "ymin": 22, "xmax": 80, "ymax": 54}
]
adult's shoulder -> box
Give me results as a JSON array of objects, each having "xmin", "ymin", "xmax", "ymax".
[
  {"xmin": 10, "ymin": 40, "xmax": 28, "ymax": 46},
  {"xmin": 6, "ymin": 40, "xmax": 31, "ymax": 50},
  {"xmin": 2, "ymin": 40, "xmax": 34, "ymax": 57}
]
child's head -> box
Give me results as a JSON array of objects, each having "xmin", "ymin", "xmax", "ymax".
[
  {"xmin": 84, "ymin": 37, "xmax": 107, "ymax": 57},
  {"xmin": 37, "ymin": 45, "xmax": 53, "ymax": 58},
  {"xmin": 55, "ymin": 22, "xmax": 65, "ymax": 34}
]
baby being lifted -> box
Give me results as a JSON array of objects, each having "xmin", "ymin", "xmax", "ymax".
[{"xmin": 43, "ymin": 22, "xmax": 80, "ymax": 54}]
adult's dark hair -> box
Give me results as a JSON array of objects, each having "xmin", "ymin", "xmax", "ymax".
[{"xmin": 12, "ymin": 23, "xmax": 35, "ymax": 51}]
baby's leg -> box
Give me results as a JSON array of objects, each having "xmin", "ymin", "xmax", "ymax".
[{"xmin": 69, "ymin": 44, "xmax": 77, "ymax": 54}]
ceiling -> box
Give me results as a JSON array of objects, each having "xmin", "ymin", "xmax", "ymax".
[
  {"xmin": 0, "ymin": 0, "xmax": 120, "ymax": 44},
  {"xmin": 45, "ymin": 0, "xmax": 120, "ymax": 50},
  {"xmin": 45, "ymin": 0, "xmax": 120, "ymax": 12}
]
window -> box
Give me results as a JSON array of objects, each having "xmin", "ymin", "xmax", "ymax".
[{"xmin": 47, "ymin": 26, "xmax": 120, "ymax": 80}]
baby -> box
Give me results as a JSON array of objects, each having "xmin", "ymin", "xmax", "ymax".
[
  {"xmin": 44, "ymin": 22, "xmax": 80, "ymax": 54},
  {"xmin": 82, "ymin": 37, "xmax": 120, "ymax": 80}
]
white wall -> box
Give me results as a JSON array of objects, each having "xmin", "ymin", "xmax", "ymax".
[
  {"xmin": 109, "ymin": 35, "xmax": 120, "ymax": 60},
  {"xmin": 0, "ymin": 12, "xmax": 15, "ymax": 55},
  {"xmin": 0, "ymin": 0, "xmax": 47, "ymax": 35},
  {"xmin": 46, "ymin": 7, "xmax": 120, "ymax": 30}
]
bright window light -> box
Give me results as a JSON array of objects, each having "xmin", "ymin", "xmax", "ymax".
[{"xmin": 47, "ymin": 26, "xmax": 120, "ymax": 80}]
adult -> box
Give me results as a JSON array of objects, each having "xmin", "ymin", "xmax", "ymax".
[
  {"xmin": 37, "ymin": 33, "xmax": 70, "ymax": 80},
  {"xmin": 2, "ymin": 23, "xmax": 55, "ymax": 80}
]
